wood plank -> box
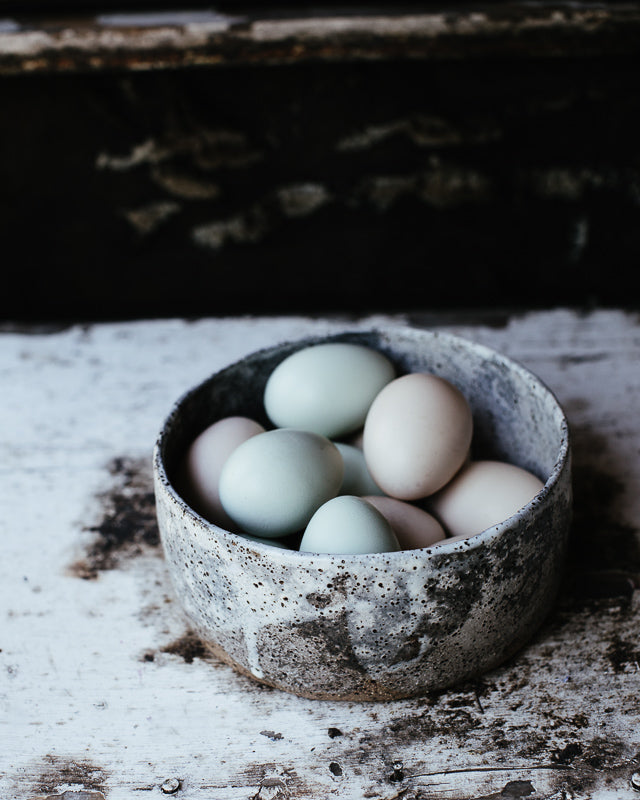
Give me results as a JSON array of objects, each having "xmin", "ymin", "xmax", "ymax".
[{"xmin": 1, "ymin": 309, "xmax": 639, "ymax": 800}]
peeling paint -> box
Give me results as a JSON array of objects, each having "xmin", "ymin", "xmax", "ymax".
[
  {"xmin": 276, "ymin": 183, "xmax": 332, "ymax": 217},
  {"xmin": 96, "ymin": 138, "xmax": 162, "ymax": 171},
  {"xmin": 358, "ymin": 174, "xmax": 418, "ymax": 212},
  {"xmin": 192, "ymin": 209, "xmax": 268, "ymax": 250},
  {"xmin": 419, "ymin": 163, "xmax": 492, "ymax": 208},
  {"xmin": 357, "ymin": 165, "xmax": 492, "ymax": 212},
  {"xmin": 191, "ymin": 159, "xmax": 495, "ymax": 252},
  {"xmin": 245, "ymin": 767, "xmax": 312, "ymax": 800},
  {"xmin": 123, "ymin": 201, "xmax": 181, "ymax": 235},
  {"xmin": 530, "ymin": 167, "xmax": 600, "ymax": 200},
  {"xmin": 150, "ymin": 166, "xmax": 220, "ymax": 200},
  {"xmin": 23, "ymin": 755, "xmax": 108, "ymax": 800},
  {"xmin": 338, "ymin": 115, "xmax": 501, "ymax": 152},
  {"xmin": 528, "ymin": 166, "xmax": 640, "ymax": 204},
  {"xmin": 96, "ymin": 130, "xmax": 262, "ymax": 173}
]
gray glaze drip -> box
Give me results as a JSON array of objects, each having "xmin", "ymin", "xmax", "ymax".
[{"xmin": 153, "ymin": 327, "xmax": 572, "ymax": 700}]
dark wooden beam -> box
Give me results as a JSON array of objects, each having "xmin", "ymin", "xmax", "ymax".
[{"xmin": 2, "ymin": 3, "xmax": 640, "ymax": 75}]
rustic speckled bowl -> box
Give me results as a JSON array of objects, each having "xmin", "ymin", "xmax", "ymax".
[{"xmin": 153, "ymin": 327, "xmax": 572, "ymax": 700}]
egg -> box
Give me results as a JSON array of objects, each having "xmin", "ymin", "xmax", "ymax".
[
  {"xmin": 363, "ymin": 372, "xmax": 473, "ymax": 500},
  {"xmin": 178, "ymin": 415, "xmax": 265, "ymax": 529},
  {"xmin": 218, "ymin": 428, "xmax": 343, "ymax": 538},
  {"xmin": 428, "ymin": 460, "xmax": 545, "ymax": 538},
  {"xmin": 334, "ymin": 442, "xmax": 385, "ymax": 497},
  {"xmin": 362, "ymin": 495, "xmax": 446, "ymax": 550},
  {"xmin": 299, "ymin": 495, "xmax": 400, "ymax": 555},
  {"xmin": 264, "ymin": 342, "xmax": 396, "ymax": 439}
]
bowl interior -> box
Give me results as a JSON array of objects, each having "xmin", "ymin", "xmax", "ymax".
[{"xmin": 158, "ymin": 327, "xmax": 567, "ymax": 512}]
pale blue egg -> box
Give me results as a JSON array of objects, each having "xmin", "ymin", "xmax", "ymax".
[
  {"xmin": 334, "ymin": 442, "xmax": 385, "ymax": 497},
  {"xmin": 299, "ymin": 495, "xmax": 400, "ymax": 555},
  {"xmin": 264, "ymin": 343, "xmax": 395, "ymax": 438},
  {"xmin": 218, "ymin": 428, "xmax": 343, "ymax": 538}
]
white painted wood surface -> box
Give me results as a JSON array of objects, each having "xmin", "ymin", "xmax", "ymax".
[{"xmin": 1, "ymin": 309, "xmax": 639, "ymax": 800}]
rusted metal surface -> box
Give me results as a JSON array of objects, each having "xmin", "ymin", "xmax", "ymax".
[
  {"xmin": 1, "ymin": 310, "xmax": 639, "ymax": 799},
  {"xmin": 1, "ymin": 2, "xmax": 640, "ymax": 75}
]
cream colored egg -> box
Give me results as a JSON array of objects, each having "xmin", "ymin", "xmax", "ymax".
[
  {"xmin": 179, "ymin": 415, "xmax": 265, "ymax": 529},
  {"xmin": 363, "ymin": 373, "xmax": 473, "ymax": 500},
  {"xmin": 428, "ymin": 460, "xmax": 545, "ymax": 538},
  {"xmin": 362, "ymin": 495, "xmax": 446, "ymax": 550}
]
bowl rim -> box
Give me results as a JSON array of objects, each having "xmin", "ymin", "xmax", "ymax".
[{"xmin": 153, "ymin": 324, "xmax": 571, "ymax": 563}]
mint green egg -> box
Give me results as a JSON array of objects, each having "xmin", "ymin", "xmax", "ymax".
[
  {"xmin": 219, "ymin": 428, "xmax": 343, "ymax": 538},
  {"xmin": 264, "ymin": 343, "xmax": 395, "ymax": 438},
  {"xmin": 299, "ymin": 495, "xmax": 400, "ymax": 555},
  {"xmin": 334, "ymin": 442, "xmax": 385, "ymax": 497}
]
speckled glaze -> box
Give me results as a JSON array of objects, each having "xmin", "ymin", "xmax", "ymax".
[{"xmin": 153, "ymin": 327, "xmax": 572, "ymax": 700}]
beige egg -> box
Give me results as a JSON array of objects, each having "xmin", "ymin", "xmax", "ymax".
[
  {"xmin": 363, "ymin": 373, "xmax": 473, "ymax": 500},
  {"xmin": 428, "ymin": 460, "xmax": 545, "ymax": 538},
  {"xmin": 178, "ymin": 416, "xmax": 265, "ymax": 529},
  {"xmin": 362, "ymin": 495, "xmax": 446, "ymax": 550}
]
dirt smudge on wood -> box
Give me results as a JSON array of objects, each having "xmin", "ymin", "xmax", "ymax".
[
  {"xmin": 159, "ymin": 630, "xmax": 209, "ymax": 663},
  {"xmin": 69, "ymin": 456, "xmax": 159, "ymax": 579},
  {"xmin": 140, "ymin": 629, "xmax": 223, "ymax": 667}
]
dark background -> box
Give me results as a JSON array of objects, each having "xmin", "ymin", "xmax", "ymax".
[{"xmin": 2, "ymin": 2, "xmax": 640, "ymax": 322}]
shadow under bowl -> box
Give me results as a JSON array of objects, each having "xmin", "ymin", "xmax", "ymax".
[{"xmin": 153, "ymin": 326, "xmax": 572, "ymax": 701}]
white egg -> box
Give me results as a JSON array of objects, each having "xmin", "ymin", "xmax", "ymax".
[
  {"xmin": 334, "ymin": 442, "xmax": 385, "ymax": 497},
  {"xmin": 264, "ymin": 342, "xmax": 395, "ymax": 438},
  {"xmin": 362, "ymin": 495, "xmax": 446, "ymax": 550},
  {"xmin": 218, "ymin": 428, "xmax": 343, "ymax": 538},
  {"xmin": 363, "ymin": 372, "xmax": 473, "ymax": 500},
  {"xmin": 299, "ymin": 495, "xmax": 400, "ymax": 555},
  {"xmin": 428, "ymin": 460, "xmax": 545, "ymax": 538},
  {"xmin": 178, "ymin": 415, "xmax": 264, "ymax": 529}
]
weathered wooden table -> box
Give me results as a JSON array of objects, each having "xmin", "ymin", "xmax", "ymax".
[{"xmin": 1, "ymin": 309, "xmax": 639, "ymax": 800}]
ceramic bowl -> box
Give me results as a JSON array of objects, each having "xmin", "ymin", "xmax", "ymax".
[{"xmin": 153, "ymin": 327, "xmax": 572, "ymax": 700}]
